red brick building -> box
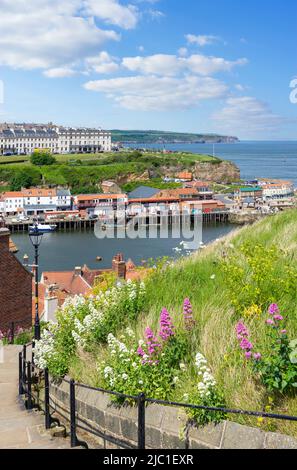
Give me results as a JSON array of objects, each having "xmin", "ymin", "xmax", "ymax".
[{"xmin": 0, "ymin": 228, "xmax": 32, "ymax": 330}]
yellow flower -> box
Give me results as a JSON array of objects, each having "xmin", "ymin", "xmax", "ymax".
[{"xmin": 243, "ymin": 304, "xmax": 262, "ymax": 318}]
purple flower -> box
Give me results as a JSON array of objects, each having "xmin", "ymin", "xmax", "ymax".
[
  {"xmin": 236, "ymin": 322, "xmax": 249, "ymax": 339},
  {"xmin": 254, "ymin": 353, "xmax": 262, "ymax": 361},
  {"xmin": 268, "ymin": 304, "xmax": 279, "ymax": 315},
  {"xmin": 145, "ymin": 327, "xmax": 155, "ymax": 341},
  {"xmin": 245, "ymin": 352, "xmax": 252, "ymax": 360},
  {"xmin": 159, "ymin": 308, "xmax": 174, "ymax": 341},
  {"xmin": 240, "ymin": 338, "xmax": 253, "ymax": 351},
  {"xmin": 273, "ymin": 315, "xmax": 284, "ymax": 322},
  {"xmin": 266, "ymin": 319, "xmax": 275, "ymax": 326},
  {"xmin": 281, "ymin": 330, "xmax": 287, "ymax": 335},
  {"xmin": 183, "ymin": 298, "xmax": 195, "ymax": 330},
  {"xmin": 137, "ymin": 347, "xmax": 145, "ymax": 357}
]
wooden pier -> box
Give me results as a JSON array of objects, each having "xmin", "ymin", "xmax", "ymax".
[{"xmin": 5, "ymin": 211, "xmax": 229, "ymax": 233}]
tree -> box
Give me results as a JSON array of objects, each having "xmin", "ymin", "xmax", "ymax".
[
  {"xmin": 30, "ymin": 150, "xmax": 56, "ymax": 166},
  {"xmin": 10, "ymin": 168, "xmax": 42, "ymax": 190}
]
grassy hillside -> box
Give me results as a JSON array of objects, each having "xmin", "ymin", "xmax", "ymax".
[
  {"xmin": 34, "ymin": 209, "xmax": 297, "ymax": 436},
  {"xmin": 0, "ymin": 151, "xmax": 223, "ymax": 193}
]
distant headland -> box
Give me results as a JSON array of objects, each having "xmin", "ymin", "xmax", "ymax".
[{"xmin": 111, "ymin": 130, "xmax": 239, "ymax": 145}]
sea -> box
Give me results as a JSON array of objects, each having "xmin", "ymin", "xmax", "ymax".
[{"xmin": 127, "ymin": 141, "xmax": 297, "ymax": 187}]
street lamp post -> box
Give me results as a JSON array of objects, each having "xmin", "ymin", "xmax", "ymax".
[{"xmin": 29, "ymin": 224, "xmax": 43, "ymax": 341}]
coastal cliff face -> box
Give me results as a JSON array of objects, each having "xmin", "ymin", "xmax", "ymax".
[
  {"xmin": 194, "ymin": 161, "xmax": 240, "ymax": 183},
  {"xmin": 116, "ymin": 161, "xmax": 240, "ymax": 185}
]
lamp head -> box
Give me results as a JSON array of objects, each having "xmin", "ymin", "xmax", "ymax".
[{"xmin": 29, "ymin": 224, "xmax": 43, "ymax": 248}]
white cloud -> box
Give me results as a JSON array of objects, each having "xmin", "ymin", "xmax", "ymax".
[
  {"xmin": 213, "ymin": 96, "xmax": 286, "ymax": 134},
  {"xmin": 0, "ymin": 0, "xmax": 137, "ymax": 71},
  {"xmin": 43, "ymin": 67, "xmax": 77, "ymax": 78},
  {"xmin": 85, "ymin": 52, "xmax": 119, "ymax": 74},
  {"xmin": 84, "ymin": 0, "xmax": 139, "ymax": 30},
  {"xmin": 186, "ymin": 34, "xmax": 221, "ymax": 47},
  {"xmin": 122, "ymin": 53, "xmax": 248, "ymax": 76},
  {"xmin": 84, "ymin": 75, "xmax": 228, "ymax": 111},
  {"xmin": 178, "ymin": 48, "xmax": 188, "ymax": 57}
]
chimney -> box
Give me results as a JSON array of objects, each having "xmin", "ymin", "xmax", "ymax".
[
  {"xmin": 0, "ymin": 228, "xmax": 10, "ymax": 250},
  {"xmin": 74, "ymin": 266, "xmax": 82, "ymax": 276},
  {"xmin": 44, "ymin": 296, "xmax": 59, "ymax": 323},
  {"xmin": 112, "ymin": 253, "xmax": 126, "ymax": 279}
]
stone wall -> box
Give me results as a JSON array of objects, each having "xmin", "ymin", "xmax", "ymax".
[{"xmin": 49, "ymin": 379, "xmax": 297, "ymax": 450}]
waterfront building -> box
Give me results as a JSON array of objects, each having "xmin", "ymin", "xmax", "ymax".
[
  {"xmin": 258, "ymin": 179, "xmax": 294, "ymax": 199},
  {"xmin": 0, "ymin": 228, "xmax": 32, "ymax": 330},
  {"xmin": 74, "ymin": 193, "xmax": 128, "ymax": 211},
  {"xmin": 183, "ymin": 181, "xmax": 214, "ymax": 200},
  {"xmin": 155, "ymin": 188, "xmax": 207, "ymax": 201},
  {"xmin": 236, "ymin": 187, "xmax": 263, "ymax": 200},
  {"xmin": 0, "ymin": 123, "xmax": 112, "ymax": 155},
  {"xmin": 0, "ymin": 187, "xmax": 72, "ymax": 216},
  {"xmin": 0, "ymin": 192, "xmax": 24, "ymax": 215}
]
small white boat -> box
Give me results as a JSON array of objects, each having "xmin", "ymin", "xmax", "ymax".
[{"xmin": 29, "ymin": 224, "xmax": 57, "ymax": 233}]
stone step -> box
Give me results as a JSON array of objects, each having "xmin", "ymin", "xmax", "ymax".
[{"xmin": 0, "ymin": 346, "xmax": 73, "ymax": 450}]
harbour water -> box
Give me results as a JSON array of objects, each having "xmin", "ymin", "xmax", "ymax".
[{"xmin": 12, "ymin": 224, "xmax": 235, "ymax": 274}]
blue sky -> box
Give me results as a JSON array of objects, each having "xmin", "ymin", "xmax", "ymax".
[{"xmin": 0, "ymin": 0, "xmax": 296, "ymax": 139}]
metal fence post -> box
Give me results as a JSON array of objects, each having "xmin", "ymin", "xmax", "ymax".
[
  {"xmin": 137, "ymin": 393, "xmax": 146, "ymax": 449},
  {"xmin": 31, "ymin": 340, "xmax": 35, "ymax": 374},
  {"xmin": 10, "ymin": 322, "xmax": 15, "ymax": 345},
  {"xmin": 44, "ymin": 368, "xmax": 51, "ymax": 430},
  {"xmin": 18, "ymin": 352, "xmax": 23, "ymax": 395},
  {"xmin": 22, "ymin": 345, "xmax": 27, "ymax": 390},
  {"xmin": 27, "ymin": 361, "xmax": 32, "ymax": 410},
  {"xmin": 70, "ymin": 379, "xmax": 77, "ymax": 447}
]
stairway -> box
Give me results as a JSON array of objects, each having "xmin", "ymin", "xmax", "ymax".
[{"xmin": 0, "ymin": 345, "xmax": 70, "ymax": 449}]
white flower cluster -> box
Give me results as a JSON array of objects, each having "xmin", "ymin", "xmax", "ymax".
[
  {"xmin": 34, "ymin": 280, "xmax": 145, "ymax": 372},
  {"xmin": 33, "ymin": 327, "xmax": 56, "ymax": 369},
  {"xmin": 195, "ymin": 352, "xmax": 216, "ymax": 398},
  {"xmin": 71, "ymin": 280, "xmax": 145, "ymax": 346}
]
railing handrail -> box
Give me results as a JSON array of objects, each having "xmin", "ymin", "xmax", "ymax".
[{"xmin": 18, "ymin": 345, "xmax": 297, "ymax": 450}]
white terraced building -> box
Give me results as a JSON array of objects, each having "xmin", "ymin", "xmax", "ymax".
[{"xmin": 0, "ymin": 123, "xmax": 112, "ymax": 155}]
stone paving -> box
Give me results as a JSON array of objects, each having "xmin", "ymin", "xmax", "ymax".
[{"xmin": 0, "ymin": 345, "xmax": 70, "ymax": 449}]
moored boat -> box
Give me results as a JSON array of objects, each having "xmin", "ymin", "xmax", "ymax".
[{"xmin": 29, "ymin": 224, "xmax": 57, "ymax": 233}]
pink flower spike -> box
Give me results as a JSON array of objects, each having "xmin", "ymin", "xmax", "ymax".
[
  {"xmin": 268, "ymin": 304, "xmax": 279, "ymax": 315},
  {"xmin": 266, "ymin": 319, "xmax": 275, "ymax": 326},
  {"xmin": 254, "ymin": 353, "xmax": 262, "ymax": 361},
  {"xmin": 245, "ymin": 352, "xmax": 252, "ymax": 360},
  {"xmin": 281, "ymin": 330, "xmax": 287, "ymax": 335}
]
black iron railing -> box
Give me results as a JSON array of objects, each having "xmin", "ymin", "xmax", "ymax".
[{"xmin": 18, "ymin": 345, "xmax": 297, "ymax": 450}]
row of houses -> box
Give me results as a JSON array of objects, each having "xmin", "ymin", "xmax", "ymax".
[{"xmin": 0, "ymin": 123, "xmax": 112, "ymax": 155}]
